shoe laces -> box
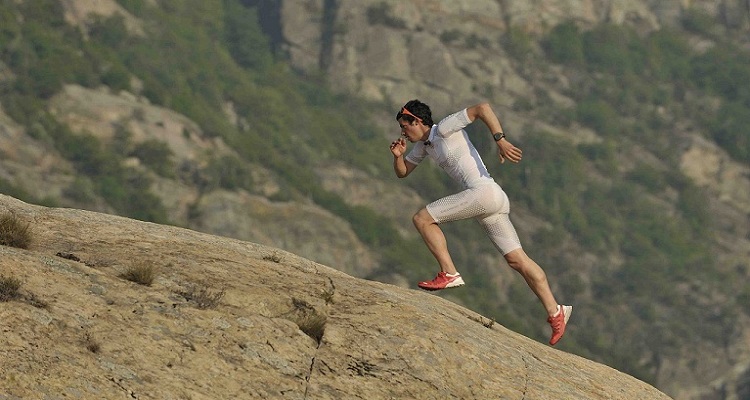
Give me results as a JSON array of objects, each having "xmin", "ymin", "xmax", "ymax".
[{"xmin": 549, "ymin": 311, "xmax": 564, "ymax": 330}]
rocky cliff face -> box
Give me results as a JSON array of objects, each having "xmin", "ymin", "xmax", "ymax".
[
  {"xmin": 0, "ymin": 194, "xmax": 672, "ymax": 399},
  {"xmin": 278, "ymin": 0, "xmax": 750, "ymax": 112},
  {"xmin": 2, "ymin": 83, "xmax": 381, "ymax": 279}
]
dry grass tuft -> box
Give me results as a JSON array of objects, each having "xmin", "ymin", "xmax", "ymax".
[
  {"xmin": 0, "ymin": 275, "xmax": 47, "ymax": 307},
  {"xmin": 0, "ymin": 213, "xmax": 31, "ymax": 249},
  {"xmin": 82, "ymin": 333, "xmax": 101, "ymax": 354},
  {"xmin": 0, "ymin": 275, "xmax": 22, "ymax": 302},
  {"xmin": 262, "ymin": 252, "xmax": 283, "ymax": 263},
  {"xmin": 23, "ymin": 292, "xmax": 49, "ymax": 309},
  {"xmin": 294, "ymin": 312, "xmax": 327, "ymax": 344},
  {"xmin": 119, "ymin": 263, "xmax": 156, "ymax": 286},
  {"xmin": 288, "ymin": 298, "xmax": 327, "ymax": 344},
  {"xmin": 320, "ymin": 287, "xmax": 335, "ymax": 305},
  {"xmin": 175, "ymin": 283, "xmax": 225, "ymax": 309}
]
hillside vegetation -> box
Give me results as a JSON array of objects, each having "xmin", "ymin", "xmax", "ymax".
[{"xmin": 0, "ymin": 0, "xmax": 748, "ymax": 394}]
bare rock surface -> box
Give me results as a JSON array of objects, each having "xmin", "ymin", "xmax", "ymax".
[{"xmin": 0, "ymin": 195, "xmax": 671, "ymax": 399}]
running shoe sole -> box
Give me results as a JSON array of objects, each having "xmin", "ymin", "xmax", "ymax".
[{"xmin": 562, "ymin": 305, "xmax": 572, "ymax": 324}]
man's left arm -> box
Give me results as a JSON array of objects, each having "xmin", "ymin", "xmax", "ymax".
[{"xmin": 466, "ymin": 103, "xmax": 523, "ymax": 164}]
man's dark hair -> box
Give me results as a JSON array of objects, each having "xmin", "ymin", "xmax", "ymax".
[{"xmin": 396, "ymin": 99, "xmax": 434, "ymax": 126}]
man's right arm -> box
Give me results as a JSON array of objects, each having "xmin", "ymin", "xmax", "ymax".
[
  {"xmin": 393, "ymin": 154, "xmax": 416, "ymax": 178},
  {"xmin": 390, "ymin": 137, "xmax": 416, "ymax": 177}
]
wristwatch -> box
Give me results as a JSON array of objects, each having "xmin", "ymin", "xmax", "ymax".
[{"xmin": 492, "ymin": 132, "xmax": 506, "ymax": 142}]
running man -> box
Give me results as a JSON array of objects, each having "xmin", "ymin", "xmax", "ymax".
[{"xmin": 389, "ymin": 99, "xmax": 572, "ymax": 345}]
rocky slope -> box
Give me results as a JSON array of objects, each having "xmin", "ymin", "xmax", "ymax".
[{"xmin": 0, "ymin": 194, "xmax": 673, "ymax": 399}]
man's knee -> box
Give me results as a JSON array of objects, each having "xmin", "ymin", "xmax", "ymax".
[
  {"xmin": 413, "ymin": 208, "xmax": 434, "ymax": 229},
  {"xmin": 504, "ymin": 248, "xmax": 528, "ymax": 272}
]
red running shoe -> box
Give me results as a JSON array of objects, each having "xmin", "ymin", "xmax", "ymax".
[
  {"xmin": 548, "ymin": 305, "xmax": 573, "ymax": 346},
  {"xmin": 418, "ymin": 272, "xmax": 465, "ymax": 291}
]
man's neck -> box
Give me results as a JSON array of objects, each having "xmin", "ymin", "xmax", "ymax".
[{"xmin": 420, "ymin": 126, "xmax": 431, "ymax": 142}]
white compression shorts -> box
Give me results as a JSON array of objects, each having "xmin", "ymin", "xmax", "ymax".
[{"xmin": 426, "ymin": 182, "xmax": 522, "ymax": 255}]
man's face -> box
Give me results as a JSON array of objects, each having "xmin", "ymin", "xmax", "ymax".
[{"xmin": 398, "ymin": 117, "xmax": 426, "ymax": 142}]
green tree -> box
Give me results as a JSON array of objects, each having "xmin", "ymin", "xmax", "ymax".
[
  {"xmin": 223, "ymin": 0, "xmax": 273, "ymax": 71},
  {"xmin": 542, "ymin": 21, "xmax": 584, "ymax": 65},
  {"xmin": 129, "ymin": 139, "xmax": 176, "ymax": 178}
]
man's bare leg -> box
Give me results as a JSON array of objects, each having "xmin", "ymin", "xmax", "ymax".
[
  {"xmin": 503, "ymin": 248, "xmax": 558, "ymax": 316},
  {"xmin": 412, "ymin": 208, "xmax": 458, "ymax": 275}
]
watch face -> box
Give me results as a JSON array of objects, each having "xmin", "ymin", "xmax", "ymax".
[{"xmin": 493, "ymin": 133, "xmax": 503, "ymax": 141}]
